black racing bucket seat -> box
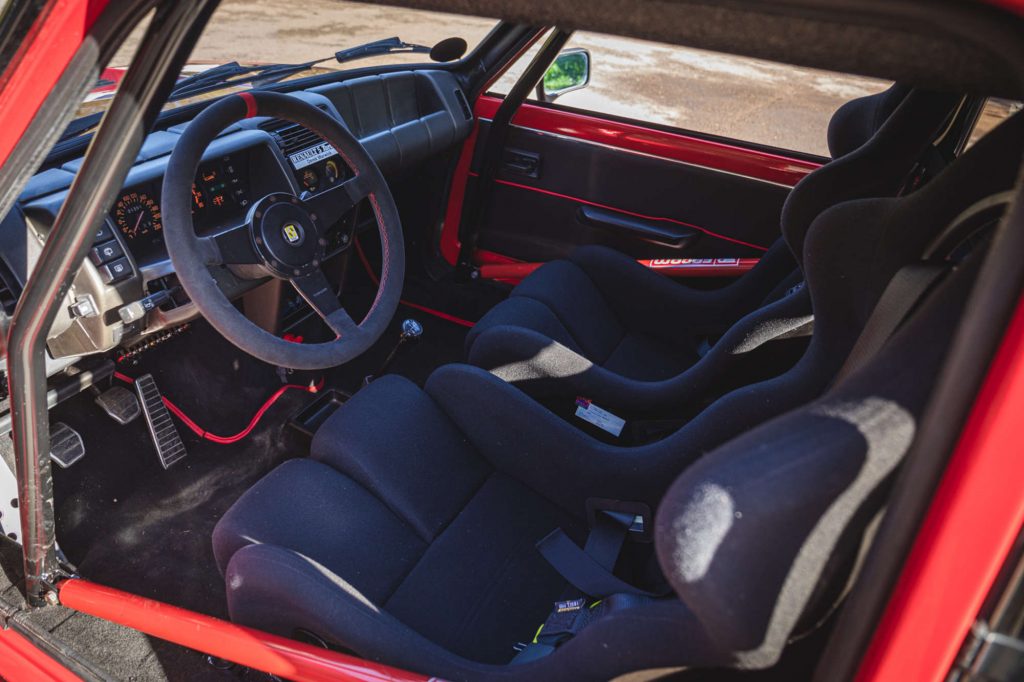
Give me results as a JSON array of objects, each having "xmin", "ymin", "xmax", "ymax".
[
  {"xmin": 464, "ymin": 86, "xmax": 959, "ymax": 415},
  {"xmin": 210, "ymin": 114, "xmax": 1022, "ymax": 680}
]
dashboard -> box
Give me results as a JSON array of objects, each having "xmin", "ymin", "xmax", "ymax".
[{"xmin": 2, "ymin": 69, "xmax": 474, "ymax": 373}]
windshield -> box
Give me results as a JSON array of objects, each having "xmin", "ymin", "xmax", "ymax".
[{"xmin": 73, "ymin": 0, "xmax": 497, "ymax": 125}]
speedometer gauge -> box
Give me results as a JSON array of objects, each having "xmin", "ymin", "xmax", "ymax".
[{"xmin": 114, "ymin": 191, "xmax": 161, "ymax": 240}]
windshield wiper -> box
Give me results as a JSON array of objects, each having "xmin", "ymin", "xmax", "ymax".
[{"xmin": 166, "ymin": 37, "xmax": 432, "ymax": 102}]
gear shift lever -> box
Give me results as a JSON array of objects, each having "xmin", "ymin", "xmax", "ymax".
[{"xmin": 363, "ymin": 319, "xmax": 423, "ymax": 386}]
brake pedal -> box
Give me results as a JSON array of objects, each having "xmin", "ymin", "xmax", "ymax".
[
  {"xmin": 50, "ymin": 422, "xmax": 85, "ymax": 469},
  {"xmin": 135, "ymin": 374, "xmax": 187, "ymax": 469},
  {"xmin": 95, "ymin": 385, "xmax": 141, "ymax": 425}
]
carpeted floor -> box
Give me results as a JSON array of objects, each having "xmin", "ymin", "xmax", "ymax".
[
  {"xmin": 7, "ymin": 250, "xmax": 489, "ymax": 680},
  {"xmin": 50, "ymin": 275, "xmax": 477, "ymax": 621}
]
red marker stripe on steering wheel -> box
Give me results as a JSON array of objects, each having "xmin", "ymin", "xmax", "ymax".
[{"xmin": 238, "ymin": 92, "xmax": 257, "ymax": 118}]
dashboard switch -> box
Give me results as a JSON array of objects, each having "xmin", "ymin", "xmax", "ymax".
[
  {"xmin": 118, "ymin": 289, "xmax": 175, "ymax": 324},
  {"xmin": 68, "ymin": 295, "xmax": 98, "ymax": 319},
  {"xmin": 94, "ymin": 222, "xmax": 114, "ymax": 243},
  {"xmin": 99, "ymin": 257, "xmax": 132, "ymax": 284},
  {"xmin": 89, "ymin": 240, "xmax": 124, "ymax": 266}
]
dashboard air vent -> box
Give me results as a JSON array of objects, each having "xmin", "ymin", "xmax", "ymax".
[{"xmin": 257, "ymin": 104, "xmax": 331, "ymax": 156}]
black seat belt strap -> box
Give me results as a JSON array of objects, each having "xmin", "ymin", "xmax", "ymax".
[
  {"xmin": 537, "ymin": 511, "xmax": 669, "ymax": 599},
  {"xmin": 836, "ymin": 191, "xmax": 1014, "ymax": 384},
  {"xmin": 834, "ymin": 263, "xmax": 945, "ymax": 384}
]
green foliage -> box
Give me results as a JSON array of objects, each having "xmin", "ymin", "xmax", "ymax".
[{"xmin": 544, "ymin": 52, "xmax": 588, "ymax": 93}]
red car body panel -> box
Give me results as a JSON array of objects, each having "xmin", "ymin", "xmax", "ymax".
[
  {"xmin": 855, "ymin": 291, "xmax": 1024, "ymax": 681},
  {"xmin": 0, "ymin": 1, "xmax": 1023, "ymax": 681},
  {"xmin": 0, "ymin": 0, "xmax": 110, "ymax": 169}
]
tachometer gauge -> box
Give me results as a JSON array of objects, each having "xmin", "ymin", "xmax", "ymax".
[
  {"xmin": 114, "ymin": 191, "xmax": 161, "ymax": 240},
  {"xmin": 323, "ymin": 159, "xmax": 340, "ymax": 184}
]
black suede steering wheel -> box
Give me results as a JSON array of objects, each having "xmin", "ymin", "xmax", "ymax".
[{"xmin": 162, "ymin": 91, "xmax": 404, "ymax": 370}]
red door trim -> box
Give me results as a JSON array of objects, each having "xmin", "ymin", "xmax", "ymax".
[
  {"xmin": 475, "ymin": 95, "xmax": 821, "ymax": 185},
  {"xmin": 441, "ymin": 94, "xmax": 815, "ymax": 266},
  {"xmin": 58, "ymin": 579, "xmax": 431, "ymax": 682},
  {"xmin": 478, "ymin": 173, "xmax": 772, "ymax": 252},
  {"xmin": 475, "ymin": 248, "xmax": 758, "ymax": 283},
  {"xmin": 854, "ymin": 292, "xmax": 1024, "ymax": 682}
]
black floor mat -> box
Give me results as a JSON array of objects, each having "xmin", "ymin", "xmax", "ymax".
[
  {"xmin": 34, "ymin": 267, "xmax": 480, "ymax": 680},
  {"xmin": 52, "ymin": 321, "xmax": 317, "ymax": 619},
  {"xmin": 51, "ymin": 285, "xmax": 473, "ymax": 619}
]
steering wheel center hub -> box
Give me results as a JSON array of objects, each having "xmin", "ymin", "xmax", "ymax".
[{"xmin": 252, "ymin": 193, "xmax": 325, "ymax": 277}]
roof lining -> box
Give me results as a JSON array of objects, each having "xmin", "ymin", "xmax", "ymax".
[{"xmin": 372, "ymin": 0, "xmax": 1024, "ymax": 97}]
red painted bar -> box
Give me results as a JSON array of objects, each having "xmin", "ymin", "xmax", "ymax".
[
  {"xmin": 0, "ymin": 627, "xmax": 80, "ymax": 682},
  {"xmin": 59, "ymin": 579, "xmax": 432, "ymax": 682}
]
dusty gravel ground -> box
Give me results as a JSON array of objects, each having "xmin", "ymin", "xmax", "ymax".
[{"xmin": 114, "ymin": 0, "xmax": 1008, "ymax": 156}]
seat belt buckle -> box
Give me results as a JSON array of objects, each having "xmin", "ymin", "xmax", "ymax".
[
  {"xmin": 586, "ymin": 498, "xmax": 653, "ymax": 542},
  {"xmin": 535, "ymin": 597, "xmax": 590, "ymax": 646}
]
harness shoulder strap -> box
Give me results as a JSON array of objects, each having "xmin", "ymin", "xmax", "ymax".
[
  {"xmin": 836, "ymin": 191, "xmax": 1013, "ymax": 384},
  {"xmin": 834, "ymin": 263, "xmax": 945, "ymax": 384}
]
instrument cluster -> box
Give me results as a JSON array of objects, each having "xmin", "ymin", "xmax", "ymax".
[{"xmin": 111, "ymin": 150, "xmax": 253, "ymax": 264}]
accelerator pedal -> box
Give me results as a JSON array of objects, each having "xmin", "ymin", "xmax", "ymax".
[
  {"xmin": 95, "ymin": 386, "xmax": 141, "ymax": 425},
  {"xmin": 50, "ymin": 422, "xmax": 85, "ymax": 469},
  {"xmin": 135, "ymin": 373, "xmax": 187, "ymax": 469}
]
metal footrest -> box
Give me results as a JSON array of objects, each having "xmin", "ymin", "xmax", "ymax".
[
  {"xmin": 95, "ymin": 385, "xmax": 141, "ymax": 425},
  {"xmin": 135, "ymin": 373, "xmax": 186, "ymax": 469},
  {"xmin": 50, "ymin": 422, "xmax": 85, "ymax": 469}
]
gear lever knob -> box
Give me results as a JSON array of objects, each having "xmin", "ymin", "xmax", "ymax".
[
  {"xmin": 400, "ymin": 318, "xmax": 424, "ymax": 341},
  {"xmin": 363, "ymin": 319, "xmax": 424, "ymax": 387}
]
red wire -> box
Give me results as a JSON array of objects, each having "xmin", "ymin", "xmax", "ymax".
[
  {"xmin": 353, "ymin": 236, "xmax": 476, "ymax": 328},
  {"xmin": 113, "ymin": 372, "xmax": 322, "ymax": 444}
]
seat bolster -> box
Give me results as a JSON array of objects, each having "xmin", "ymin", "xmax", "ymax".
[
  {"xmin": 225, "ymin": 544, "xmax": 496, "ymax": 682},
  {"xmin": 425, "ymin": 364, "xmax": 701, "ymax": 515},
  {"xmin": 467, "ymin": 286, "xmax": 811, "ymax": 413},
  {"xmin": 568, "ymin": 245, "xmax": 767, "ymax": 339},
  {"xmin": 465, "ymin": 296, "xmax": 584, "ymax": 360},
  {"xmin": 505, "ymin": 259, "xmax": 624, "ymax": 361},
  {"xmin": 466, "ymin": 325, "xmax": 697, "ymax": 411},
  {"xmin": 311, "ymin": 375, "xmax": 490, "ymax": 542},
  {"xmin": 212, "ymin": 459, "xmax": 424, "ymax": 604}
]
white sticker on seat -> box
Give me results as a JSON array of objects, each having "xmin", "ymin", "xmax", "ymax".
[{"xmin": 574, "ymin": 398, "xmax": 625, "ymax": 437}]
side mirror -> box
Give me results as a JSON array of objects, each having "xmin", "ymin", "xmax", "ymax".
[{"xmin": 537, "ymin": 48, "xmax": 591, "ymax": 103}]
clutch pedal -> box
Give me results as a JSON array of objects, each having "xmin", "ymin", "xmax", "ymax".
[
  {"xmin": 95, "ymin": 385, "xmax": 141, "ymax": 424},
  {"xmin": 135, "ymin": 374, "xmax": 187, "ymax": 469},
  {"xmin": 50, "ymin": 422, "xmax": 85, "ymax": 469}
]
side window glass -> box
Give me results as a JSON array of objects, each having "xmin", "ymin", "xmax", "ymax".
[
  {"xmin": 967, "ymin": 98, "xmax": 1022, "ymax": 148},
  {"xmin": 490, "ymin": 31, "xmax": 892, "ymax": 157}
]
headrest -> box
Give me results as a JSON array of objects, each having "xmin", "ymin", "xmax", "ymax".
[
  {"xmin": 782, "ymin": 88, "xmax": 961, "ymax": 269},
  {"xmin": 828, "ymin": 84, "xmax": 912, "ymax": 159}
]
